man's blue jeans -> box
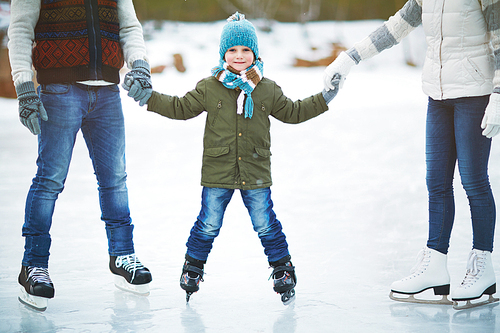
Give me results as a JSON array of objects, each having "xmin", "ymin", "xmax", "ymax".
[
  {"xmin": 186, "ymin": 187, "xmax": 290, "ymax": 263},
  {"xmin": 22, "ymin": 83, "xmax": 134, "ymax": 268},
  {"xmin": 426, "ymin": 95, "xmax": 496, "ymax": 254}
]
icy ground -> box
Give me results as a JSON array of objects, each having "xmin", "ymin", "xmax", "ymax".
[{"xmin": 2, "ymin": 19, "xmax": 500, "ymax": 332}]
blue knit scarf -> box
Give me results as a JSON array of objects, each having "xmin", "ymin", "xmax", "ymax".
[{"xmin": 212, "ymin": 59, "xmax": 264, "ymax": 119}]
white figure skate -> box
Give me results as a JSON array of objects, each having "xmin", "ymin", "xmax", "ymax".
[
  {"xmin": 452, "ymin": 250, "xmax": 499, "ymax": 310},
  {"xmin": 389, "ymin": 247, "xmax": 452, "ymax": 305}
]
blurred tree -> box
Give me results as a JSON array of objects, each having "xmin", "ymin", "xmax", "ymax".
[
  {"xmin": 133, "ymin": 0, "xmax": 411, "ymax": 22},
  {"xmin": 293, "ymin": 0, "xmax": 321, "ymax": 23},
  {"xmin": 216, "ymin": 0, "xmax": 282, "ymax": 21}
]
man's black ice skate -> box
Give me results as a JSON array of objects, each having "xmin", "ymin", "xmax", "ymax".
[
  {"xmin": 110, "ymin": 254, "xmax": 152, "ymax": 295},
  {"xmin": 180, "ymin": 257, "xmax": 205, "ymax": 302},
  {"xmin": 270, "ymin": 259, "xmax": 297, "ymax": 305},
  {"xmin": 18, "ymin": 265, "xmax": 55, "ymax": 311}
]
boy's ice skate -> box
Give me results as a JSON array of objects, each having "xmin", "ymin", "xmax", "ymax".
[
  {"xmin": 180, "ymin": 259, "xmax": 205, "ymax": 302},
  {"xmin": 389, "ymin": 247, "xmax": 453, "ymax": 305},
  {"xmin": 110, "ymin": 254, "xmax": 152, "ymax": 296},
  {"xmin": 452, "ymin": 250, "xmax": 499, "ymax": 310},
  {"xmin": 18, "ymin": 266, "xmax": 55, "ymax": 311},
  {"xmin": 270, "ymin": 260, "xmax": 296, "ymax": 305}
]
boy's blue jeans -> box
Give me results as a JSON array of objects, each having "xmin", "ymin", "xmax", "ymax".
[
  {"xmin": 186, "ymin": 187, "xmax": 290, "ymax": 263},
  {"xmin": 22, "ymin": 83, "xmax": 134, "ymax": 268},
  {"xmin": 426, "ymin": 95, "xmax": 496, "ymax": 254}
]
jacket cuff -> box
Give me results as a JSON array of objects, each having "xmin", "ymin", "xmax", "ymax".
[{"xmin": 315, "ymin": 92, "xmax": 329, "ymax": 111}]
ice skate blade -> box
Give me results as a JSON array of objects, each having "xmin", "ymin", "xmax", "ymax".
[
  {"xmin": 389, "ymin": 291, "xmax": 453, "ymax": 305},
  {"xmin": 281, "ymin": 289, "xmax": 295, "ymax": 306},
  {"xmin": 186, "ymin": 291, "xmax": 195, "ymax": 303},
  {"xmin": 18, "ymin": 287, "xmax": 48, "ymax": 311},
  {"xmin": 114, "ymin": 275, "xmax": 150, "ymax": 296},
  {"xmin": 452, "ymin": 295, "xmax": 500, "ymax": 310}
]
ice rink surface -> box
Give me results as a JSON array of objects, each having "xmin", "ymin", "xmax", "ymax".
[{"xmin": 1, "ymin": 20, "xmax": 500, "ymax": 332}]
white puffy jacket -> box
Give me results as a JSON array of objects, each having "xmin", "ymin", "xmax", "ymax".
[
  {"xmin": 421, "ymin": 0, "xmax": 494, "ymax": 99},
  {"xmin": 347, "ymin": 0, "xmax": 500, "ymax": 101}
]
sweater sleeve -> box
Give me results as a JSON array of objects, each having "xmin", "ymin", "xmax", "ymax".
[
  {"xmin": 7, "ymin": 0, "xmax": 41, "ymax": 87},
  {"xmin": 146, "ymin": 80, "xmax": 207, "ymax": 120},
  {"xmin": 118, "ymin": 0, "xmax": 148, "ymax": 68},
  {"xmin": 347, "ymin": 0, "xmax": 422, "ymax": 64},
  {"xmin": 481, "ymin": 0, "xmax": 500, "ymax": 90}
]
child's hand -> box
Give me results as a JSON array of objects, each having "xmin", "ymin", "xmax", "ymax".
[
  {"xmin": 122, "ymin": 59, "xmax": 153, "ymax": 106},
  {"xmin": 122, "ymin": 75, "xmax": 133, "ymax": 91},
  {"xmin": 323, "ymin": 51, "xmax": 356, "ymax": 91},
  {"xmin": 322, "ymin": 74, "xmax": 341, "ymax": 104}
]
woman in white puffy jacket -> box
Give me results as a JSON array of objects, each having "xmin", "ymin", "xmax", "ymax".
[{"xmin": 324, "ymin": 0, "xmax": 500, "ymax": 309}]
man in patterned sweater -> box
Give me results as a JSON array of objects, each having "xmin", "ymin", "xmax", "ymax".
[
  {"xmin": 8, "ymin": 0, "xmax": 153, "ymax": 311},
  {"xmin": 324, "ymin": 0, "xmax": 500, "ymax": 309}
]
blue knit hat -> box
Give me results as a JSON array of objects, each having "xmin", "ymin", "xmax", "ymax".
[{"xmin": 219, "ymin": 12, "xmax": 259, "ymax": 61}]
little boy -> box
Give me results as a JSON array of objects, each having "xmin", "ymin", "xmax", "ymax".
[{"xmin": 124, "ymin": 12, "xmax": 339, "ymax": 304}]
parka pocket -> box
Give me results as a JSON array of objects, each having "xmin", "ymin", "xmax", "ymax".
[
  {"xmin": 205, "ymin": 146, "xmax": 230, "ymax": 157},
  {"xmin": 463, "ymin": 57, "xmax": 486, "ymax": 84},
  {"xmin": 209, "ymin": 100, "xmax": 223, "ymax": 127},
  {"xmin": 254, "ymin": 147, "xmax": 271, "ymax": 158},
  {"xmin": 259, "ymin": 102, "xmax": 271, "ymax": 116}
]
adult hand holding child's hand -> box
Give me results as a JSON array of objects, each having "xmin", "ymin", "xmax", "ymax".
[{"xmin": 123, "ymin": 59, "xmax": 153, "ymax": 106}]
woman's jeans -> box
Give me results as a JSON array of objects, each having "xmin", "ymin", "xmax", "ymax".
[
  {"xmin": 22, "ymin": 83, "xmax": 134, "ymax": 268},
  {"xmin": 186, "ymin": 187, "xmax": 290, "ymax": 263},
  {"xmin": 426, "ymin": 95, "xmax": 496, "ymax": 254}
]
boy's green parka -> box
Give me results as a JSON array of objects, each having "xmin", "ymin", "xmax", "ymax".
[{"xmin": 147, "ymin": 76, "xmax": 329, "ymax": 190}]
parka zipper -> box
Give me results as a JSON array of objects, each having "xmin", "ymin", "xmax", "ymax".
[{"xmin": 438, "ymin": 0, "xmax": 445, "ymax": 99}]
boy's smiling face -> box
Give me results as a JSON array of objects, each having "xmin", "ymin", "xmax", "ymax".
[{"xmin": 224, "ymin": 45, "xmax": 255, "ymax": 72}]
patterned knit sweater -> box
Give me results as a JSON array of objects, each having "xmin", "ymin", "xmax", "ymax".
[
  {"xmin": 33, "ymin": 0, "xmax": 123, "ymax": 84},
  {"xmin": 8, "ymin": 0, "xmax": 147, "ymax": 86}
]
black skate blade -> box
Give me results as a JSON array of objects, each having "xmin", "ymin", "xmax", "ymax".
[
  {"xmin": 453, "ymin": 295, "xmax": 500, "ymax": 310},
  {"xmin": 389, "ymin": 291, "xmax": 453, "ymax": 305},
  {"xmin": 186, "ymin": 291, "xmax": 194, "ymax": 303},
  {"xmin": 281, "ymin": 289, "xmax": 295, "ymax": 306}
]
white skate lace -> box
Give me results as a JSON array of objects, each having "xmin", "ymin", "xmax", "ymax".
[
  {"xmin": 460, "ymin": 251, "xmax": 483, "ymax": 287},
  {"xmin": 410, "ymin": 248, "xmax": 429, "ymax": 275},
  {"xmin": 27, "ymin": 267, "xmax": 52, "ymax": 284},
  {"xmin": 115, "ymin": 254, "xmax": 145, "ymax": 282}
]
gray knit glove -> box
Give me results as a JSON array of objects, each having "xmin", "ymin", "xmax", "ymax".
[
  {"xmin": 322, "ymin": 74, "xmax": 341, "ymax": 104},
  {"xmin": 16, "ymin": 81, "xmax": 48, "ymax": 135},
  {"xmin": 122, "ymin": 59, "xmax": 152, "ymax": 106}
]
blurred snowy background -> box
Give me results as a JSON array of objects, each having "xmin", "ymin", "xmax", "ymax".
[{"xmin": 1, "ymin": 17, "xmax": 500, "ymax": 333}]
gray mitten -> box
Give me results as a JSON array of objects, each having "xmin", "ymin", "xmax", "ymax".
[
  {"xmin": 322, "ymin": 74, "xmax": 341, "ymax": 104},
  {"xmin": 122, "ymin": 59, "xmax": 152, "ymax": 106},
  {"xmin": 16, "ymin": 81, "xmax": 48, "ymax": 135}
]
